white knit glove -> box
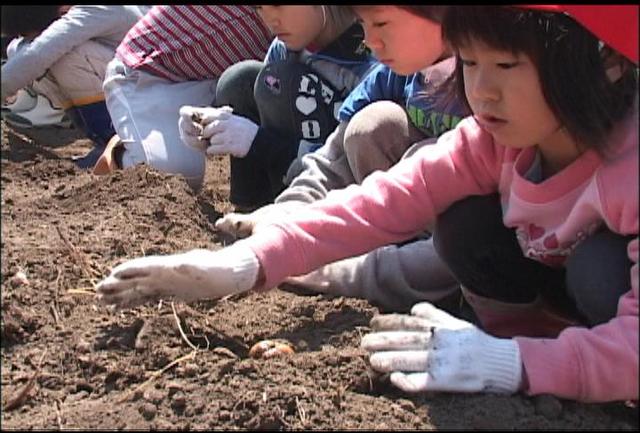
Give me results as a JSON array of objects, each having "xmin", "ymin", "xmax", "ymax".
[
  {"xmin": 214, "ymin": 202, "xmax": 301, "ymax": 240},
  {"xmin": 361, "ymin": 302, "xmax": 522, "ymax": 394},
  {"xmin": 178, "ymin": 105, "xmax": 258, "ymax": 158},
  {"xmin": 178, "ymin": 105, "xmax": 207, "ymax": 150},
  {"xmin": 96, "ymin": 243, "xmax": 260, "ymax": 308}
]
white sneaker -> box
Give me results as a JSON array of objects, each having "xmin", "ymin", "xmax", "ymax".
[
  {"xmin": 2, "ymin": 93, "xmax": 71, "ymax": 128},
  {"xmin": 1, "ymin": 87, "xmax": 37, "ymax": 114}
]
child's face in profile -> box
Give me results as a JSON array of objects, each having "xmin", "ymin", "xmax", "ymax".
[
  {"xmin": 459, "ymin": 39, "xmax": 579, "ymax": 166},
  {"xmin": 355, "ymin": 6, "xmax": 445, "ymax": 75},
  {"xmin": 255, "ymin": 5, "xmax": 327, "ymax": 51}
]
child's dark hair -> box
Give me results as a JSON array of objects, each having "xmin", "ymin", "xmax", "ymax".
[
  {"xmin": 442, "ymin": 6, "xmax": 638, "ymax": 155},
  {"xmin": 347, "ymin": 5, "xmax": 448, "ymax": 24},
  {"xmin": 1, "ymin": 6, "xmax": 61, "ymax": 38},
  {"xmin": 323, "ymin": 6, "xmax": 357, "ymax": 31},
  {"xmin": 396, "ymin": 6, "xmax": 448, "ymax": 24}
]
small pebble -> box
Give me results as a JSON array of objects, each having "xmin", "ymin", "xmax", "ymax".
[
  {"xmin": 171, "ymin": 392, "xmax": 187, "ymax": 410},
  {"xmin": 9, "ymin": 271, "xmax": 29, "ymax": 287},
  {"xmin": 75, "ymin": 339, "xmax": 92, "ymax": 353},
  {"xmin": 166, "ymin": 380, "xmax": 184, "ymax": 394},
  {"xmin": 212, "ymin": 347, "xmax": 238, "ymax": 359},
  {"xmin": 139, "ymin": 402, "xmax": 157, "ymax": 420},
  {"xmin": 534, "ymin": 394, "xmax": 563, "ymax": 419},
  {"xmin": 182, "ymin": 362, "xmax": 198, "ymax": 377},
  {"xmin": 143, "ymin": 388, "xmax": 165, "ymax": 405},
  {"xmin": 396, "ymin": 398, "xmax": 415, "ymax": 411},
  {"xmin": 75, "ymin": 380, "xmax": 93, "ymax": 394}
]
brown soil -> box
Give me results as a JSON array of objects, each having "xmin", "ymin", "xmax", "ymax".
[{"xmin": 1, "ymin": 121, "xmax": 637, "ymax": 430}]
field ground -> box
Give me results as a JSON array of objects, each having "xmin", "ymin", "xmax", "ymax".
[{"xmin": 1, "ymin": 121, "xmax": 637, "ymax": 429}]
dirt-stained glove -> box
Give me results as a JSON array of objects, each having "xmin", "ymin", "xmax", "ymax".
[
  {"xmin": 361, "ymin": 302, "xmax": 522, "ymax": 394},
  {"xmin": 178, "ymin": 105, "xmax": 258, "ymax": 158},
  {"xmin": 96, "ymin": 243, "xmax": 260, "ymax": 308},
  {"xmin": 214, "ymin": 202, "xmax": 302, "ymax": 241},
  {"xmin": 178, "ymin": 105, "xmax": 233, "ymax": 151}
]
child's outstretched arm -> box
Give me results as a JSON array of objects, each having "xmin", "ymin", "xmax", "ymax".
[
  {"xmin": 99, "ymin": 119, "xmax": 501, "ymax": 307},
  {"xmin": 96, "ymin": 242, "xmax": 261, "ymax": 308}
]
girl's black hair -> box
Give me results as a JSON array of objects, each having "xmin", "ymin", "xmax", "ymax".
[
  {"xmin": 1, "ymin": 6, "xmax": 61, "ymax": 38},
  {"xmin": 442, "ymin": 6, "xmax": 637, "ymax": 155}
]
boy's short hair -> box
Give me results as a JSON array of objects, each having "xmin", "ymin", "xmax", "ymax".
[
  {"xmin": 442, "ymin": 6, "xmax": 637, "ymax": 155},
  {"xmin": 324, "ymin": 6, "xmax": 357, "ymax": 31},
  {"xmin": 1, "ymin": 6, "xmax": 60, "ymax": 38}
]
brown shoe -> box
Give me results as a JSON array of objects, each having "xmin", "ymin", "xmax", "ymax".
[{"xmin": 93, "ymin": 134, "xmax": 123, "ymax": 175}]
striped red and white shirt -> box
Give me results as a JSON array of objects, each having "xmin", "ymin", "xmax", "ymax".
[{"xmin": 116, "ymin": 5, "xmax": 272, "ymax": 82}]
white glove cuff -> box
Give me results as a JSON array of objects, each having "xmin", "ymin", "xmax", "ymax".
[
  {"xmin": 479, "ymin": 337, "xmax": 523, "ymax": 394},
  {"xmin": 221, "ymin": 243, "xmax": 260, "ymax": 294}
]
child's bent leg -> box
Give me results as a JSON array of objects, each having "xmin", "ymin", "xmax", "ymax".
[
  {"xmin": 45, "ymin": 40, "xmax": 116, "ymax": 145},
  {"xmin": 215, "ymin": 59, "xmax": 262, "ymax": 124},
  {"xmin": 432, "ymin": 194, "xmax": 580, "ymax": 337},
  {"xmin": 281, "ymin": 102, "xmax": 442, "ymax": 309},
  {"xmin": 215, "ymin": 60, "xmax": 271, "ymax": 209},
  {"xmin": 433, "ymin": 194, "xmax": 566, "ymax": 303},
  {"xmin": 235, "ymin": 61, "xmax": 341, "ymax": 207},
  {"xmin": 565, "ymin": 230, "xmax": 633, "ymax": 325},
  {"xmin": 343, "ymin": 100, "xmax": 426, "ymax": 183},
  {"xmin": 285, "ymin": 237, "xmax": 459, "ymax": 313},
  {"xmin": 102, "ymin": 59, "xmax": 216, "ymax": 190}
]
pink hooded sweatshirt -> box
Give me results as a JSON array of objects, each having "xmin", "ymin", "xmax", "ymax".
[{"xmin": 240, "ymin": 106, "xmax": 638, "ymax": 403}]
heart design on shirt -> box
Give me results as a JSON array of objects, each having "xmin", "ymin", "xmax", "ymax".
[
  {"xmin": 528, "ymin": 223, "xmax": 545, "ymax": 240},
  {"xmin": 296, "ymin": 96, "xmax": 318, "ymax": 116},
  {"xmin": 543, "ymin": 233, "xmax": 559, "ymax": 249}
]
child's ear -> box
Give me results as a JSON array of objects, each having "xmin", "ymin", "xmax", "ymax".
[{"xmin": 601, "ymin": 45, "xmax": 629, "ymax": 83}]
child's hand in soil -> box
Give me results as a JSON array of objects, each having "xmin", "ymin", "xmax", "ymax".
[
  {"xmin": 214, "ymin": 202, "xmax": 302, "ymax": 241},
  {"xmin": 361, "ymin": 302, "xmax": 523, "ymax": 395},
  {"xmin": 96, "ymin": 244, "xmax": 259, "ymax": 308}
]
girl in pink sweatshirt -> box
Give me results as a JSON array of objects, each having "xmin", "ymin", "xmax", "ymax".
[{"xmin": 96, "ymin": 5, "xmax": 638, "ymax": 403}]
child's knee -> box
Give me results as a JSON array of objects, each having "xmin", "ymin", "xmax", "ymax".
[
  {"xmin": 565, "ymin": 230, "xmax": 633, "ymax": 325},
  {"xmin": 346, "ymin": 101, "xmax": 408, "ymax": 137},
  {"xmin": 48, "ymin": 40, "xmax": 114, "ymax": 104},
  {"xmin": 50, "ymin": 40, "xmax": 112, "ymax": 79},
  {"xmin": 216, "ymin": 59, "xmax": 263, "ymax": 107},
  {"xmin": 343, "ymin": 101, "xmax": 411, "ymax": 159}
]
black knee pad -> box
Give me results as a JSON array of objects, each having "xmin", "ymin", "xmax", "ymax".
[
  {"xmin": 254, "ymin": 60, "xmax": 340, "ymax": 156},
  {"xmin": 215, "ymin": 59, "xmax": 263, "ymax": 122}
]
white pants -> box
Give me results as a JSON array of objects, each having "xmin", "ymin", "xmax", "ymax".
[
  {"xmin": 103, "ymin": 58, "xmax": 217, "ymax": 190},
  {"xmin": 8, "ymin": 37, "xmax": 112, "ymax": 108}
]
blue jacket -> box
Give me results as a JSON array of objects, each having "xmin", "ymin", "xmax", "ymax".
[{"xmin": 339, "ymin": 59, "xmax": 467, "ymax": 138}]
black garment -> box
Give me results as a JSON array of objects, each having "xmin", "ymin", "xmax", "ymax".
[
  {"xmin": 215, "ymin": 23, "xmax": 371, "ymax": 209},
  {"xmin": 432, "ymin": 194, "xmax": 633, "ymax": 326}
]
